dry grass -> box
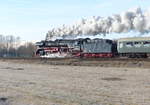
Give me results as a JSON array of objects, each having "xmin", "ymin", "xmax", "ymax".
[{"xmin": 0, "ymin": 59, "xmax": 149, "ymax": 105}]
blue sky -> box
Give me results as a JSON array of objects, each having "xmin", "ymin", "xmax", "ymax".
[{"xmin": 0, "ymin": 0, "xmax": 149, "ymax": 41}]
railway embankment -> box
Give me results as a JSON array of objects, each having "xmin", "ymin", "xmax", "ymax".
[{"xmin": 1, "ymin": 57, "xmax": 150, "ymax": 68}]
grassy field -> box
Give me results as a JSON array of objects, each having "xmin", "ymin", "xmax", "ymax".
[{"xmin": 0, "ymin": 59, "xmax": 149, "ymax": 105}]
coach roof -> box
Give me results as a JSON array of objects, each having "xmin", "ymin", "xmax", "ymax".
[{"xmin": 118, "ymin": 37, "xmax": 150, "ymax": 42}]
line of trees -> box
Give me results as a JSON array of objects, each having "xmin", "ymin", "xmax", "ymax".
[{"xmin": 0, "ymin": 35, "xmax": 36, "ymax": 58}]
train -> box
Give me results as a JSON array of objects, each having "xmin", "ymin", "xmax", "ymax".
[{"xmin": 35, "ymin": 37, "xmax": 150, "ymax": 58}]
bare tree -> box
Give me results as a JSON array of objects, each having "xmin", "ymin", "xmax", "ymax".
[
  {"xmin": 17, "ymin": 42, "xmax": 36, "ymax": 57},
  {"xmin": 0, "ymin": 35, "xmax": 36, "ymax": 58}
]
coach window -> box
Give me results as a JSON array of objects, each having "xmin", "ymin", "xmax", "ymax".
[
  {"xmin": 143, "ymin": 41, "xmax": 150, "ymax": 47},
  {"xmin": 119, "ymin": 42, "xmax": 123, "ymax": 48},
  {"xmin": 134, "ymin": 41, "xmax": 141, "ymax": 47},
  {"xmin": 126, "ymin": 42, "xmax": 133, "ymax": 47}
]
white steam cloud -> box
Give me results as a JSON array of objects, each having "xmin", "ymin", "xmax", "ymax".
[{"xmin": 46, "ymin": 7, "xmax": 150, "ymax": 40}]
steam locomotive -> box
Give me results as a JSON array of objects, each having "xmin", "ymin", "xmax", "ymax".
[{"xmin": 35, "ymin": 37, "xmax": 150, "ymax": 58}]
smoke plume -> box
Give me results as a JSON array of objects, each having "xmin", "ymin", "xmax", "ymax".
[{"xmin": 46, "ymin": 7, "xmax": 150, "ymax": 40}]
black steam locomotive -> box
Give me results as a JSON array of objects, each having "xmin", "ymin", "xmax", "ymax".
[{"xmin": 35, "ymin": 37, "xmax": 150, "ymax": 58}]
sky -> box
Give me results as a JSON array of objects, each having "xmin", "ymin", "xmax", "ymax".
[{"xmin": 0, "ymin": 0, "xmax": 150, "ymax": 41}]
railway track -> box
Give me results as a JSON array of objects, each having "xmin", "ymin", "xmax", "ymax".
[
  {"xmin": 0, "ymin": 57, "xmax": 150, "ymax": 62},
  {"xmin": 0, "ymin": 57, "xmax": 150, "ymax": 61}
]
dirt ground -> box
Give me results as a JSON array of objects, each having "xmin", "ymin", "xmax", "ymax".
[{"xmin": 0, "ymin": 59, "xmax": 150, "ymax": 105}]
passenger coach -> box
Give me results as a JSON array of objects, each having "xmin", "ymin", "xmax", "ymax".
[{"xmin": 117, "ymin": 37, "xmax": 150, "ymax": 58}]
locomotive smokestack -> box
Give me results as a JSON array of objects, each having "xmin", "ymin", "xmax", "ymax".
[{"xmin": 46, "ymin": 7, "xmax": 150, "ymax": 40}]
